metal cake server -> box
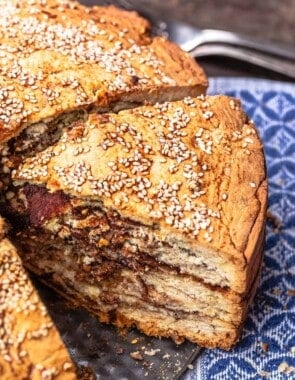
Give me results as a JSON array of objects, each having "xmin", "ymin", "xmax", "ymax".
[
  {"xmin": 86, "ymin": 0, "xmax": 295, "ymax": 77},
  {"xmin": 154, "ymin": 20, "xmax": 295, "ymax": 78}
]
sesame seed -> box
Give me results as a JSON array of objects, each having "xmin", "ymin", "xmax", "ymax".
[
  {"xmin": 0, "ymin": 233, "xmax": 74, "ymax": 373},
  {"xmin": 63, "ymin": 362, "xmax": 73, "ymax": 371},
  {"xmin": 229, "ymin": 100, "xmax": 236, "ymax": 109}
]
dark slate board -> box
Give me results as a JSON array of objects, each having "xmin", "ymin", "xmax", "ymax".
[{"xmin": 35, "ymin": 279, "xmax": 202, "ymax": 380}]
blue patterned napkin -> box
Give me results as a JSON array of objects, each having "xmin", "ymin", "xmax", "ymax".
[{"xmin": 184, "ymin": 78, "xmax": 295, "ymax": 380}]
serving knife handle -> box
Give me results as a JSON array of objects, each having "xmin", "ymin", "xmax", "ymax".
[
  {"xmin": 190, "ymin": 44, "xmax": 295, "ymax": 79},
  {"xmin": 196, "ymin": 29, "xmax": 295, "ymax": 61}
]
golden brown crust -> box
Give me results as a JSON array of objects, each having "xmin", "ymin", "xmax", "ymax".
[
  {"xmin": 13, "ymin": 95, "xmax": 267, "ymax": 294},
  {"xmin": 0, "ymin": 0, "xmax": 207, "ymax": 144},
  {"xmin": 0, "ymin": 218, "xmax": 76, "ymax": 380}
]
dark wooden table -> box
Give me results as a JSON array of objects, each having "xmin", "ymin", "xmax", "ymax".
[{"xmin": 84, "ymin": 0, "xmax": 295, "ymax": 82}]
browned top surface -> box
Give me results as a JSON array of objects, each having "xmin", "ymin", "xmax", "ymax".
[
  {"xmin": 0, "ymin": 0, "xmax": 207, "ymax": 144},
  {"xmin": 13, "ymin": 95, "xmax": 267, "ymax": 265},
  {"xmin": 0, "ymin": 217, "xmax": 76, "ymax": 379}
]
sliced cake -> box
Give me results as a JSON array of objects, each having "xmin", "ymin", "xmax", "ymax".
[{"xmin": 7, "ymin": 95, "xmax": 267, "ymax": 349}]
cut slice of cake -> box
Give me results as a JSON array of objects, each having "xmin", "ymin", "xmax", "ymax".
[
  {"xmin": 0, "ymin": 217, "xmax": 77, "ymax": 379},
  {"xmin": 8, "ymin": 95, "xmax": 267, "ymax": 349}
]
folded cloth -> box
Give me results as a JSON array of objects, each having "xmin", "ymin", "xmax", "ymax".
[{"xmin": 185, "ymin": 78, "xmax": 295, "ymax": 380}]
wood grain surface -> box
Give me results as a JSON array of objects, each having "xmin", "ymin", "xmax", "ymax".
[{"xmin": 83, "ymin": 0, "xmax": 295, "ymax": 81}]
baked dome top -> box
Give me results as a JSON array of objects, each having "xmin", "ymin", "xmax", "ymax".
[{"xmin": 0, "ymin": 0, "xmax": 207, "ymax": 143}]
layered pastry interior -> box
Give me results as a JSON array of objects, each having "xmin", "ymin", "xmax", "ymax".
[{"xmin": 5, "ymin": 95, "xmax": 267, "ymax": 349}]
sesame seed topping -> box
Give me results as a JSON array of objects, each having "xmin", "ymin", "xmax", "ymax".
[
  {"xmin": 229, "ymin": 100, "xmax": 236, "ymax": 109},
  {"xmin": 202, "ymin": 110, "xmax": 214, "ymax": 120},
  {"xmin": 0, "ymin": 232, "xmax": 72, "ymax": 374},
  {"xmin": 0, "ymin": 0, "xmax": 188, "ymax": 144},
  {"xmin": 0, "ymin": 226, "xmax": 71, "ymax": 379},
  {"xmin": 63, "ymin": 362, "xmax": 73, "ymax": 371},
  {"xmin": 11, "ymin": 91, "xmax": 262, "ymax": 251},
  {"xmin": 12, "ymin": 95, "xmax": 255, "ymax": 242}
]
